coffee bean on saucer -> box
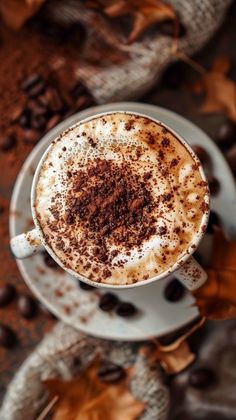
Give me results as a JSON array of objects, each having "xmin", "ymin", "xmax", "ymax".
[
  {"xmin": 0, "ymin": 284, "xmax": 16, "ymax": 307},
  {"xmin": 116, "ymin": 302, "xmax": 137, "ymax": 317},
  {"xmin": 43, "ymin": 251, "xmax": 60, "ymax": 269},
  {"xmin": 18, "ymin": 295, "xmax": 37, "ymax": 319},
  {"xmin": 79, "ymin": 281, "xmax": 95, "ymax": 291},
  {"xmin": 0, "ymin": 135, "xmax": 16, "ymax": 152},
  {"xmin": 192, "ymin": 145, "xmax": 209, "ymax": 164},
  {"xmin": 206, "ymin": 210, "xmax": 220, "ymax": 234},
  {"xmin": 21, "ymin": 73, "xmax": 43, "ymax": 92},
  {"xmin": 215, "ymin": 121, "xmax": 236, "ymax": 150},
  {"xmin": 98, "ymin": 362, "xmax": 125, "ymax": 383},
  {"xmin": 99, "ymin": 293, "xmax": 119, "ymax": 312},
  {"xmin": 208, "ymin": 176, "xmax": 220, "ymax": 196},
  {"xmin": 0, "ymin": 324, "xmax": 17, "ymax": 348},
  {"xmin": 164, "ymin": 279, "xmax": 185, "ymax": 302},
  {"xmin": 188, "ymin": 367, "xmax": 216, "ymax": 388}
]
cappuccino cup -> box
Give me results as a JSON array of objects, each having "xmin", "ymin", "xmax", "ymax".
[{"xmin": 11, "ymin": 111, "xmax": 210, "ymax": 291}]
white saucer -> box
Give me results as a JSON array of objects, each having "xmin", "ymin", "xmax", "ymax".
[{"xmin": 9, "ymin": 103, "xmax": 236, "ymax": 341}]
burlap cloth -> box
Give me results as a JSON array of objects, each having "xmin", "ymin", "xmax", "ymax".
[{"xmin": 1, "ymin": 1, "xmax": 235, "ymax": 419}]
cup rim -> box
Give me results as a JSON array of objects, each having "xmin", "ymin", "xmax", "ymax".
[{"xmin": 31, "ymin": 110, "xmax": 210, "ymax": 289}]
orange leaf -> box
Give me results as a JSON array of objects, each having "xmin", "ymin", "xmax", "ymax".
[
  {"xmin": 0, "ymin": 0, "xmax": 45, "ymax": 29},
  {"xmin": 194, "ymin": 228, "xmax": 236, "ymax": 319},
  {"xmin": 44, "ymin": 359, "xmax": 144, "ymax": 420}
]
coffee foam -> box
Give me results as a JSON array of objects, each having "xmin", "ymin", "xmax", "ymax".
[{"xmin": 35, "ymin": 113, "xmax": 209, "ymax": 285}]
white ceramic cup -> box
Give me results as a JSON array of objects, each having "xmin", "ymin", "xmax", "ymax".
[{"xmin": 10, "ymin": 111, "xmax": 210, "ymax": 291}]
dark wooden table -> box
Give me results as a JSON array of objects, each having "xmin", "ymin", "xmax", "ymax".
[{"xmin": 0, "ymin": 1, "xmax": 236, "ymax": 408}]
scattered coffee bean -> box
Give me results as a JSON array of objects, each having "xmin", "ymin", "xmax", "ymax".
[
  {"xmin": 24, "ymin": 129, "xmax": 39, "ymax": 144},
  {"xmin": 31, "ymin": 113, "xmax": 47, "ymax": 131},
  {"xmin": 164, "ymin": 279, "xmax": 185, "ymax": 302},
  {"xmin": 18, "ymin": 294, "xmax": 37, "ymax": 319},
  {"xmin": 98, "ymin": 362, "xmax": 125, "ymax": 383},
  {"xmin": 0, "ymin": 135, "xmax": 16, "ymax": 152},
  {"xmin": 116, "ymin": 302, "xmax": 137, "ymax": 317},
  {"xmin": 79, "ymin": 281, "xmax": 95, "ymax": 291},
  {"xmin": 44, "ymin": 88, "xmax": 64, "ymax": 113},
  {"xmin": 11, "ymin": 105, "xmax": 24, "ymax": 122},
  {"xmin": 21, "ymin": 73, "xmax": 43, "ymax": 92},
  {"xmin": 0, "ymin": 324, "xmax": 17, "ymax": 348},
  {"xmin": 70, "ymin": 81, "xmax": 89, "ymax": 101},
  {"xmin": 0, "ymin": 284, "xmax": 16, "ymax": 307},
  {"xmin": 226, "ymin": 144, "xmax": 236, "ymax": 174},
  {"xmin": 27, "ymin": 79, "xmax": 45, "ymax": 98},
  {"xmin": 192, "ymin": 145, "xmax": 209, "ymax": 164},
  {"xmin": 47, "ymin": 115, "xmax": 61, "ymax": 131},
  {"xmin": 99, "ymin": 293, "xmax": 119, "ymax": 312},
  {"xmin": 18, "ymin": 108, "xmax": 31, "ymax": 128},
  {"xmin": 215, "ymin": 121, "xmax": 236, "ymax": 150},
  {"xmin": 188, "ymin": 367, "xmax": 216, "ymax": 388},
  {"xmin": 206, "ymin": 210, "xmax": 220, "ymax": 234},
  {"xmin": 43, "ymin": 251, "xmax": 60, "ymax": 269},
  {"xmin": 208, "ymin": 176, "xmax": 220, "ymax": 196}
]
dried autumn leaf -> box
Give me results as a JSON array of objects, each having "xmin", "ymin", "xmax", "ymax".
[
  {"xmin": 192, "ymin": 56, "xmax": 236, "ymax": 122},
  {"xmin": 0, "ymin": 0, "xmax": 45, "ymax": 29},
  {"xmin": 194, "ymin": 227, "xmax": 236, "ymax": 319},
  {"xmin": 44, "ymin": 359, "xmax": 144, "ymax": 420},
  {"xmin": 87, "ymin": 0, "xmax": 176, "ymax": 43}
]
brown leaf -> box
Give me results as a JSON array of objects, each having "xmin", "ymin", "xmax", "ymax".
[
  {"xmin": 0, "ymin": 0, "xmax": 45, "ymax": 29},
  {"xmin": 194, "ymin": 228, "xmax": 236, "ymax": 319},
  {"xmin": 87, "ymin": 0, "xmax": 176, "ymax": 43},
  {"xmin": 44, "ymin": 359, "xmax": 144, "ymax": 420},
  {"xmin": 192, "ymin": 56, "xmax": 236, "ymax": 122}
]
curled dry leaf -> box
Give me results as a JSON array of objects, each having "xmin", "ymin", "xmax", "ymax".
[
  {"xmin": 194, "ymin": 227, "xmax": 236, "ymax": 319},
  {"xmin": 44, "ymin": 358, "xmax": 145, "ymax": 420},
  {"xmin": 191, "ymin": 56, "xmax": 236, "ymax": 122},
  {"xmin": 87, "ymin": 0, "xmax": 176, "ymax": 43},
  {"xmin": 0, "ymin": 0, "xmax": 45, "ymax": 29}
]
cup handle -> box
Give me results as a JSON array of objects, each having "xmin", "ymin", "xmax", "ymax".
[
  {"xmin": 10, "ymin": 228, "xmax": 44, "ymax": 259},
  {"xmin": 174, "ymin": 256, "xmax": 207, "ymax": 291}
]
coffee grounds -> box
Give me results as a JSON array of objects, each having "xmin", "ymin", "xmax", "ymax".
[{"xmin": 63, "ymin": 159, "xmax": 156, "ymax": 265}]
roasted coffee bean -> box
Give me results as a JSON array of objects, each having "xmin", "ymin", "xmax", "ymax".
[
  {"xmin": 79, "ymin": 281, "xmax": 95, "ymax": 291},
  {"xmin": 31, "ymin": 113, "xmax": 47, "ymax": 131},
  {"xmin": 18, "ymin": 295, "xmax": 37, "ymax": 319},
  {"xmin": 99, "ymin": 293, "xmax": 119, "ymax": 312},
  {"xmin": 24, "ymin": 129, "xmax": 39, "ymax": 144},
  {"xmin": 44, "ymin": 88, "xmax": 64, "ymax": 113},
  {"xmin": 159, "ymin": 20, "xmax": 186, "ymax": 37},
  {"xmin": 70, "ymin": 81, "xmax": 89, "ymax": 101},
  {"xmin": 208, "ymin": 176, "xmax": 220, "ymax": 196},
  {"xmin": 0, "ymin": 135, "xmax": 16, "ymax": 152},
  {"xmin": 98, "ymin": 362, "xmax": 125, "ymax": 383},
  {"xmin": 226, "ymin": 144, "xmax": 236, "ymax": 173},
  {"xmin": 162, "ymin": 62, "xmax": 187, "ymax": 89},
  {"xmin": 116, "ymin": 302, "xmax": 137, "ymax": 317},
  {"xmin": 43, "ymin": 251, "xmax": 60, "ymax": 269},
  {"xmin": 21, "ymin": 73, "xmax": 42, "ymax": 92},
  {"xmin": 19, "ymin": 108, "xmax": 31, "ymax": 128},
  {"xmin": 0, "ymin": 324, "xmax": 17, "ymax": 348},
  {"xmin": 164, "ymin": 279, "xmax": 185, "ymax": 302},
  {"xmin": 206, "ymin": 210, "xmax": 220, "ymax": 234},
  {"xmin": 0, "ymin": 284, "xmax": 16, "ymax": 307},
  {"xmin": 47, "ymin": 115, "xmax": 61, "ymax": 131},
  {"xmin": 27, "ymin": 80, "xmax": 45, "ymax": 98},
  {"xmin": 189, "ymin": 367, "xmax": 216, "ymax": 388},
  {"xmin": 192, "ymin": 145, "xmax": 209, "ymax": 164},
  {"xmin": 215, "ymin": 121, "xmax": 236, "ymax": 150}
]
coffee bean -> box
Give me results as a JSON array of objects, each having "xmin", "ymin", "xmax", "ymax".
[
  {"xmin": 208, "ymin": 176, "xmax": 220, "ymax": 196},
  {"xmin": 0, "ymin": 284, "xmax": 16, "ymax": 307},
  {"xmin": 21, "ymin": 74, "xmax": 43, "ymax": 92},
  {"xmin": 99, "ymin": 293, "xmax": 119, "ymax": 312},
  {"xmin": 0, "ymin": 324, "xmax": 17, "ymax": 348},
  {"xmin": 43, "ymin": 88, "xmax": 64, "ymax": 113},
  {"xmin": 31, "ymin": 113, "xmax": 47, "ymax": 131},
  {"xmin": 19, "ymin": 108, "xmax": 31, "ymax": 128},
  {"xmin": 70, "ymin": 81, "xmax": 89, "ymax": 101},
  {"xmin": 116, "ymin": 302, "xmax": 137, "ymax": 317},
  {"xmin": 79, "ymin": 281, "xmax": 95, "ymax": 291},
  {"xmin": 47, "ymin": 115, "xmax": 61, "ymax": 131},
  {"xmin": 27, "ymin": 80, "xmax": 45, "ymax": 99},
  {"xmin": 215, "ymin": 121, "xmax": 236, "ymax": 150},
  {"xmin": 206, "ymin": 210, "xmax": 220, "ymax": 234},
  {"xmin": 98, "ymin": 362, "xmax": 125, "ymax": 383},
  {"xmin": 159, "ymin": 20, "xmax": 186, "ymax": 38},
  {"xmin": 192, "ymin": 145, "xmax": 209, "ymax": 164},
  {"xmin": 43, "ymin": 251, "xmax": 60, "ymax": 269},
  {"xmin": 0, "ymin": 135, "xmax": 16, "ymax": 152},
  {"xmin": 18, "ymin": 295, "xmax": 37, "ymax": 319},
  {"xmin": 189, "ymin": 367, "xmax": 216, "ymax": 388},
  {"xmin": 24, "ymin": 129, "xmax": 39, "ymax": 144},
  {"xmin": 164, "ymin": 279, "xmax": 185, "ymax": 302},
  {"xmin": 226, "ymin": 144, "xmax": 236, "ymax": 174}
]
